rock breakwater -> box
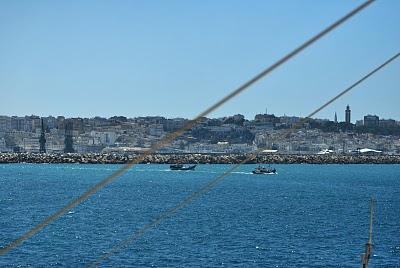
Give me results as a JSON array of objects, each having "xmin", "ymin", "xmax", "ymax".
[{"xmin": 1, "ymin": 153, "xmax": 400, "ymax": 164}]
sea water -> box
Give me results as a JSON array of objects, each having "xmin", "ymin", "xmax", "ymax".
[{"xmin": 0, "ymin": 164, "xmax": 399, "ymax": 267}]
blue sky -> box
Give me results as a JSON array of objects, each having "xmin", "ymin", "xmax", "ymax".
[{"xmin": 0, "ymin": 0, "xmax": 399, "ymax": 122}]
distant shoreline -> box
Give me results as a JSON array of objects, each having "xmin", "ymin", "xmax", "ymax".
[{"xmin": 1, "ymin": 153, "xmax": 400, "ymax": 164}]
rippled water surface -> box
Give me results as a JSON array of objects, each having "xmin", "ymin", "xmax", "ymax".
[{"xmin": 0, "ymin": 164, "xmax": 399, "ymax": 267}]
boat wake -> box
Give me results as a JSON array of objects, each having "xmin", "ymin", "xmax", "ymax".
[{"xmin": 131, "ymin": 169, "xmax": 276, "ymax": 175}]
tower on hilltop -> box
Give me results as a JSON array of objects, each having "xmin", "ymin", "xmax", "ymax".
[
  {"xmin": 39, "ymin": 118, "xmax": 46, "ymax": 153},
  {"xmin": 345, "ymin": 105, "xmax": 351, "ymax": 124},
  {"xmin": 64, "ymin": 120, "xmax": 74, "ymax": 153},
  {"xmin": 334, "ymin": 112, "xmax": 338, "ymax": 123}
]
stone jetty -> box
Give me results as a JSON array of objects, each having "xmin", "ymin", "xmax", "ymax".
[{"xmin": 1, "ymin": 152, "xmax": 400, "ymax": 164}]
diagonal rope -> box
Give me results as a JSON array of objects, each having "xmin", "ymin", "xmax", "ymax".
[
  {"xmin": 87, "ymin": 37, "xmax": 400, "ymax": 268},
  {"xmin": 88, "ymin": 52, "xmax": 399, "ymax": 267},
  {"xmin": 0, "ymin": 0, "xmax": 374, "ymax": 256},
  {"xmin": 306, "ymin": 53, "xmax": 400, "ymax": 120}
]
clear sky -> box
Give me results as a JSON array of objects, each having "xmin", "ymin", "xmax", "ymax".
[{"xmin": 0, "ymin": 0, "xmax": 399, "ymax": 122}]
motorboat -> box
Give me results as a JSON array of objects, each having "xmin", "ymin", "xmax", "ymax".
[
  {"xmin": 252, "ymin": 165, "xmax": 276, "ymax": 174},
  {"xmin": 169, "ymin": 164, "xmax": 197, "ymax": 171}
]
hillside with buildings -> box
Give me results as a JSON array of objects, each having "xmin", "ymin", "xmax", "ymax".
[{"xmin": 1, "ymin": 106, "xmax": 399, "ymax": 155}]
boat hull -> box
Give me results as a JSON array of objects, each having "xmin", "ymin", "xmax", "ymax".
[
  {"xmin": 252, "ymin": 170, "xmax": 276, "ymax": 175},
  {"xmin": 170, "ymin": 165, "xmax": 196, "ymax": 171}
]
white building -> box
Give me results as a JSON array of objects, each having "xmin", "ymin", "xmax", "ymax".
[
  {"xmin": 90, "ymin": 131, "xmax": 117, "ymax": 145},
  {"xmin": 148, "ymin": 124, "xmax": 165, "ymax": 137},
  {"xmin": 356, "ymin": 120, "xmax": 364, "ymax": 127},
  {"xmin": 0, "ymin": 138, "xmax": 11, "ymax": 152},
  {"xmin": 0, "ymin": 116, "xmax": 11, "ymax": 132}
]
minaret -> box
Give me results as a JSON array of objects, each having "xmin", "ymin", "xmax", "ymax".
[
  {"xmin": 64, "ymin": 120, "xmax": 74, "ymax": 153},
  {"xmin": 334, "ymin": 112, "xmax": 338, "ymax": 123},
  {"xmin": 345, "ymin": 105, "xmax": 351, "ymax": 124},
  {"xmin": 39, "ymin": 118, "xmax": 46, "ymax": 153}
]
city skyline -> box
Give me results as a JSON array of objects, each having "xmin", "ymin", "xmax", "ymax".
[
  {"xmin": 0, "ymin": 104, "xmax": 399, "ymax": 123},
  {"xmin": 0, "ymin": 1, "xmax": 399, "ymax": 121},
  {"xmin": 1, "ymin": 105, "xmax": 399, "ymax": 155}
]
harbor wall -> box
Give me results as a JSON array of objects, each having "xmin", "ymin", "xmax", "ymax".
[{"xmin": 1, "ymin": 153, "xmax": 400, "ymax": 164}]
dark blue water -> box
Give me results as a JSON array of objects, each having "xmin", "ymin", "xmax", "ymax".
[{"xmin": 0, "ymin": 164, "xmax": 399, "ymax": 267}]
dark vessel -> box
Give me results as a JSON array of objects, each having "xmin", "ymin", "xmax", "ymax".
[
  {"xmin": 170, "ymin": 164, "xmax": 197, "ymax": 171},
  {"xmin": 252, "ymin": 165, "xmax": 276, "ymax": 174}
]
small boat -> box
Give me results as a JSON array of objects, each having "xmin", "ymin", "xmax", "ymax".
[
  {"xmin": 252, "ymin": 165, "xmax": 276, "ymax": 174},
  {"xmin": 170, "ymin": 164, "xmax": 197, "ymax": 171}
]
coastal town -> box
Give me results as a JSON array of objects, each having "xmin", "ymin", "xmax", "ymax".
[{"xmin": 1, "ymin": 106, "xmax": 399, "ymax": 157}]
